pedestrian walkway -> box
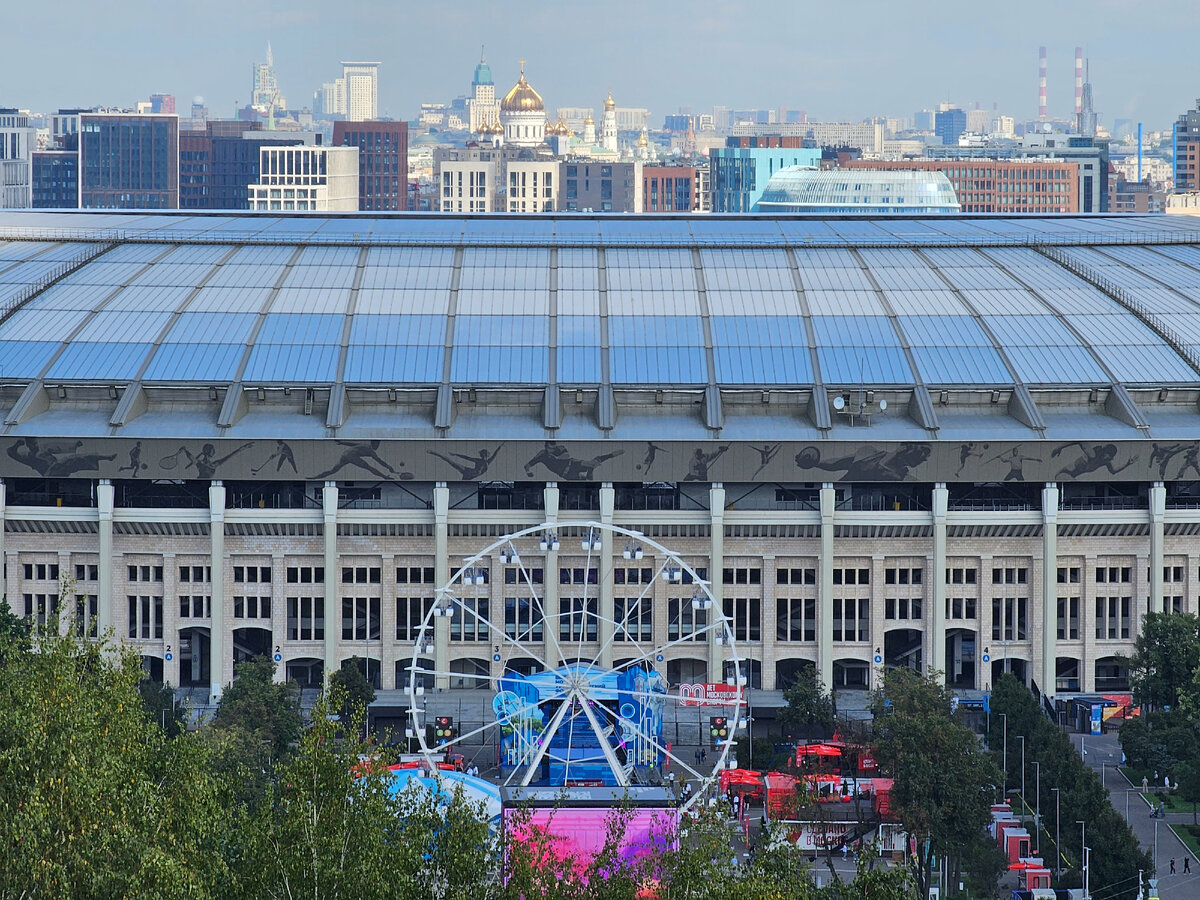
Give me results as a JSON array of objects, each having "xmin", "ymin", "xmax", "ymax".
[{"xmin": 1073, "ymin": 732, "xmax": 1198, "ymax": 899}]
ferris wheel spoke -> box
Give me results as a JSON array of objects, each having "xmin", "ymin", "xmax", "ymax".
[
  {"xmin": 576, "ymin": 692, "xmax": 630, "ymax": 787},
  {"xmin": 592, "ymin": 700, "xmax": 710, "ymax": 784},
  {"xmin": 519, "ymin": 690, "xmax": 575, "ymax": 787},
  {"xmin": 588, "ymin": 557, "xmax": 672, "ymax": 670}
]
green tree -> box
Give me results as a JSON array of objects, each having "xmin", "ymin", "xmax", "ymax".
[
  {"xmin": 140, "ymin": 676, "xmax": 185, "ymax": 738},
  {"xmin": 329, "ymin": 655, "xmax": 376, "ymax": 727},
  {"xmin": 214, "ymin": 653, "xmax": 301, "ymax": 759},
  {"xmin": 872, "ymin": 668, "xmax": 999, "ymax": 898},
  {"xmin": 0, "ymin": 628, "xmax": 230, "ymax": 897},
  {"xmin": 1127, "ymin": 611, "xmax": 1200, "ymax": 712},
  {"xmin": 239, "ymin": 687, "xmax": 495, "ymax": 900},
  {"xmin": 778, "ymin": 666, "xmax": 836, "ymax": 744},
  {"xmin": 1175, "ymin": 760, "xmax": 1200, "ymax": 825}
]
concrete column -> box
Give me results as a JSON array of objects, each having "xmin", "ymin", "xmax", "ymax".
[
  {"xmin": 819, "ymin": 483, "xmax": 835, "ymax": 693},
  {"xmin": 380, "ymin": 553, "xmax": 397, "ymax": 689},
  {"xmin": 761, "ymin": 553, "xmax": 777, "ymax": 690},
  {"xmin": 1149, "ymin": 482, "xmax": 1166, "ymax": 618},
  {"xmin": 0, "ymin": 481, "xmax": 5, "ymax": 595},
  {"xmin": 162, "ymin": 553, "xmax": 179, "ymax": 685},
  {"xmin": 433, "ymin": 482, "xmax": 450, "ymax": 689},
  {"xmin": 1041, "ymin": 484, "xmax": 1059, "ymax": 699},
  {"xmin": 708, "ymin": 483, "xmax": 725, "ymax": 683},
  {"xmin": 1082, "ymin": 553, "xmax": 1097, "ymax": 693},
  {"xmin": 57, "ymin": 550, "xmax": 72, "ymax": 636},
  {"xmin": 542, "ymin": 483, "xmax": 560, "ymax": 667},
  {"xmin": 271, "ymin": 551, "xmax": 286, "ymax": 683},
  {"xmin": 97, "ymin": 480, "xmax": 114, "ymax": 640},
  {"xmin": 931, "ymin": 484, "xmax": 948, "ymax": 684},
  {"xmin": 869, "ymin": 555, "xmax": 886, "ymax": 691},
  {"xmin": 322, "ymin": 482, "xmax": 339, "ymax": 683},
  {"xmin": 208, "ymin": 482, "xmax": 226, "ymax": 702},
  {"xmin": 979, "ymin": 553, "xmax": 993, "ymax": 690},
  {"xmin": 597, "ymin": 484, "xmax": 615, "ymax": 668}
]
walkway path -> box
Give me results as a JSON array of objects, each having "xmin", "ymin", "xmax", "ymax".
[{"xmin": 1071, "ymin": 732, "xmax": 1198, "ymax": 899}]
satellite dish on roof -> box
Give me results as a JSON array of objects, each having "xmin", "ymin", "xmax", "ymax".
[{"xmin": 833, "ymin": 395, "xmax": 846, "ymax": 411}]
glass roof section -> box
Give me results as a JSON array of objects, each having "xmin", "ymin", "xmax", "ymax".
[{"xmin": 0, "ymin": 213, "xmax": 1198, "ymax": 389}]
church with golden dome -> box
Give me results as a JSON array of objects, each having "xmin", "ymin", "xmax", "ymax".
[{"xmin": 499, "ymin": 61, "xmax": 547, "ymax": 147}]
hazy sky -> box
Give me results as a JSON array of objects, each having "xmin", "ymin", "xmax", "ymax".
[{"xmin": 4, "ymin": 0, "xmax": 1196, "ymax": 128}]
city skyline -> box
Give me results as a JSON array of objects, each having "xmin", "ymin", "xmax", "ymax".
[{"xmin": 3, "ymin": 0, "xmax": 1197, "ymax": 129}]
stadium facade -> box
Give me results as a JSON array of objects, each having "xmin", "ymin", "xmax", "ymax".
[{"xmin": 3, "ymin": 210, "xmax": 1200, "ymax": 705}]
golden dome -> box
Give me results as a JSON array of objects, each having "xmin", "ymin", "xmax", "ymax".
[
  {"xmin": 637, "ymin": 132, "xmax": 648, "ymax": 147},
  {"xmin": 603, "ymin": 92, "xmax": 615, "ymax": 110},
  {"xmin": 491, "ymin": 119, "xmax": 504, "ymax": 134},
  {"xmin": 584, "ymin": 114, "xmax": 594, "ymax": 124},
  {"xmin": 501, "ymin": 62, "xmax": 544, "ymax": 112}
]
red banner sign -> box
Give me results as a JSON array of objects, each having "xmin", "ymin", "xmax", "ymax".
[{"xmin": 676, "ymin": 683, "xmax": 744, "ymax": 707}]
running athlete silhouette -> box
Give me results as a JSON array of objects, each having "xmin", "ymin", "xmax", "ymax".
[
  {"xmin": 427, "ymin": 445, "xmax": 502, "ymax": 480},
  {"xmin": 1051, "ymin": 442, "xmax": 1136, "ymax": 480}
]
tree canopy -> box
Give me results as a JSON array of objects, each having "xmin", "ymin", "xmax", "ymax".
[{"xmin": 1127, "ymin": 611, "xmax": 1200, "ymax": 712}]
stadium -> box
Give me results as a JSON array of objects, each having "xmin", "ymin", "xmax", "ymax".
[{"xmin": 3, "ymin": 209, "xmax": 1200, "ymax": 720}]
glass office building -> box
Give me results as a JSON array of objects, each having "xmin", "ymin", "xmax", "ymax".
[{"xmin": 79, "ymin": 113, "xmax": 178, "ymax": 209}]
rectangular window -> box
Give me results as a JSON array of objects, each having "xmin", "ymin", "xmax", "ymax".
[
  {"xmin": 75, "ymin": 564, "xmax": 100, "ymax": 581},
  {"xmin": 776, "ymin": 567, "xmax": 816, "ymax": 586},
  {"xmin": 559, "ymin": 567, "xmax": 598, "ymax": 585},
  {"xmin": 1095, "ymin": 596, "xmax": 1131, "ymax": 639},
  {"xmin": 776, "ymin": 596, "xmax": 816, "ymax": 641},
  {"xmin": 341, "ymin": 566, "xmax": 383, "ymax": 584},
  {"xmin": 286, "ymin": 597, "xmax": 325, "ymax": 641},
  {"xmin": 396, "ymin": 566, "xmax": 436, "ymax": 585},
  {"xmin": 613, "ymin": 567, "xmax": 654, "ymax": 585},
  {"xmin": 341, "ymin": 596, "xmax": 381, "ymax": 640},
  {"xmin": 74, "ymin": 593, "xmax": 98, "ymax": 638},
  {"xmin": 722, "ymin": 597, "xmax": 762, "ymax": 641},
  {"xmin": 395, "ymin": 596, "xmax": 432, "ymax": 642},
  {"xmin": 558, "ymin": 597, "xmax": 597, "ymax": 643},
  {"xmin": 1057, "ymin": 596, "xmax": 1080, "ymax": 640},
  {"xmin": 286, "ymin": 566, "xmax": 325, "ymax": 584},
  {"xmin": 614, "ymin": 596, "xmax": 652, "ymax": 643},
  {"xmin": 233, "ymin": 565, "xmax": 271, "ymax": 583},
  {"xmin": 832, "ymin": 597, "xmax": 868, "ymax": 642},
  {"xmin": 127, "ymin": 594, "xmax": 163, "ymax": 639},
  {"xmin": 667, "ymin": 596, "xmax": 707, "ymax": 642},
  {"xmin": 451, "ymin": 598, "xmax": 489, "ymax": 642},
  {"xmin": 23, "ymin": 593, "xmax": 59, "ymax": 631},
  {"xmin": 945, "ymin": 597, "xmax": 977, "ymax": 620},
  {"xmin": 233, "ymin": 595, "xmax": 271, "ymax": 620},
  {"xmin": 991, "ymin": 596, "xmax": 1028, "ymax": 641},
  {"xmin": 945, "ymin": 567, "xmax": 977, "ymax": 585},
  {"xmin": 722, "ymin": 567, "xmax": 762, "ymax": 586},
  {"xmin": 179, "ymin": 595, "xmax": 212, "ymax": 618},
  {"xmin": 504, "ymin": 596, "xmax": 544, "ymax": 643},
  {"xmin": 504, "ymin": 567, "xmax": 545, "ymax": 585}
]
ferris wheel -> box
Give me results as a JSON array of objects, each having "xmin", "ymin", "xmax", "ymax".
[{"xmin": 405, "ymin": 521, "xmax": 744, "ymax": 810}]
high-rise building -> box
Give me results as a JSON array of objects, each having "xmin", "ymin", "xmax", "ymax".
[
  {"xmin": 342, "ymin": 61, "xmax": 380, "ymax": 121},
  {"xmin": 78, "ymin": 112, "xmax": 179, "ymax": 209},
  {"xmin": 437, "ymin": 149, "xmax": 498, "ymax": 213},
  {"xmin": 252, "ymin": 44, "xmax": 284, "ymax": 115},
  {"xmin": 935, "ymin": 108, "xmax": 967, "ymax": 145},
  {"xmin": 708, "ymin": 142, "xmax": 823, "ymax": 212},
  {"xmin": 559, "ymin": 161, "xmax": 641, "ymax": 212},
  {"xmin": 466, "ymin": 51, "xmax": 500, "ymax": 133},
  {"xmin": 315, "ymin": 79, "xmax": 346, "ymax": 118},
  {"xmin": 333, "ymin": 121, "xmax": 408, "ymax": 211},
  {"xmin": 210, "ymin": 132, "xmax": 310, "ymax": 210},
  {"xmin": 842, "ymin": 159, "xmax": 1079, "ymax": 214},
  {"xmin": 506, "ymin": 159, "xmax": 556, "ymax": 212},
  {"xmin": 642, "ymin": 165, "xmax": 700, "ymax": 211},
  {"xmin": 31, "ymin": 151, "xmax": 78, "ymax": 208},
  {"xmin": 0, "ymin": 108, "xmax": 34, "ymax": 208},
  {"xmin": 179, "ymin": 121, "xmax": 268, "ymax": 210},
  {"xmin": 149, "ymin": 94, "xmax": 176, "ymax": 115},
  {"xmin": 1174, "ymin": 98, "xmax": 1200, "ymax": 192},
  {"xmin": 247, "ymin": 145, "xmax": 359, "ymax": 211}
]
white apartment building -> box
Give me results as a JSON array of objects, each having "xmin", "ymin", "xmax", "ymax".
[
  {"xmin": 0, "ymin": 109, "xmax": 34, "ymax": 208},
  {"xmin": 248, "ymin": 146, "xmax": 359, "ymax": 211},
  {"xmin": 439, "ymin": 159, "xmax": 496, "ymax": 212},
  {"xmin": 341, "ymin": 61, "xmax": 380, "ymax": 121},
  {"xmin": 506, "ymin": 160, "xmax": 557, "ymax": 212}
]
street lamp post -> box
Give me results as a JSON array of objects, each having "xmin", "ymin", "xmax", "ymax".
[
  {"xmin": 1052, "ymin": 787, "xmax": 1061, "ymax": 875},
  {"xmin": 1001, "ymin": 713, "xmax": 1008, "ymax": 798},
  {"xmin": 1077, "ymin": 820, "xmax": 1086, "ymax": 872},
  {"xmin": 1016, "ymin": 735, "xmax": 1026, "ymax": 813},
  {"xmin": 1034, "ymin": 760, "xmax": 1042, "ymax": 850}
]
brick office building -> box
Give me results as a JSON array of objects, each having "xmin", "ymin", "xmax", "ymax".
[
  {"xmin": 333, "ymin": 121, "xmax": 408, "ymax": 211},
  {"xmin": 842, "ymin": 159, "xmax": 1080, "ymax": 214}
]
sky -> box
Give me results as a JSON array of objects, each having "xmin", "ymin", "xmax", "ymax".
[{"xmin": 3, "ymin": 0, "xmax": 1196, "ymax": 129}]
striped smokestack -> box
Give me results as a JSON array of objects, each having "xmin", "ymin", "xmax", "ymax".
[{"xmin": 1039, "ymin": 46, "xmax": 1047, "ymax": 119}]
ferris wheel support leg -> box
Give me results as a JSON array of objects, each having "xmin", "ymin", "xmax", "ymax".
[
  {"xmin": 434, "ymin": 482, "xmax": 450, "ymax": 690},
  {"xmin": 708, "ymin": 484, "xmax": 726, "ymax": 682}
]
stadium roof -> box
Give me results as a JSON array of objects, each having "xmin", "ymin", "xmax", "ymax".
[{"xmin": 3, "ymin": 210, "xmax": 1200, "ymax": 445}]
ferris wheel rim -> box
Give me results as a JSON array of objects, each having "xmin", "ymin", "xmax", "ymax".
[{"xmin": 407, "ymin": 520, "xmax": 744, "ymax": 809}]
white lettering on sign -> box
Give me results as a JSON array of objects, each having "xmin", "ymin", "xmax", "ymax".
[{"xmin": 676, "ymin": 683, "xmax": 744, "ymax": 707}]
